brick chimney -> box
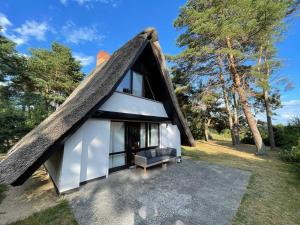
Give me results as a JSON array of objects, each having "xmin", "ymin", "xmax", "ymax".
[{"xmin": 96, "ymin": 51, "xmax": 110, "ymax": 66}]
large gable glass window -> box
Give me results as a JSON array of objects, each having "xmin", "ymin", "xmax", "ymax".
[
  {"xmin": 132, "ymin": 71, "xmax": 143, "ymax": 96},
  {"xmin": 116, "ymin": 70, "xmax": 131, "ymax": 93},
  {"xmin": 116, "ymin": 69, "xmax": 145, "ymax": 97}
]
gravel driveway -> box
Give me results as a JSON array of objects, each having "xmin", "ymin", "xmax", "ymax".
[{"xmin": 66, "ymin": 158, "xmax": 250, "ymax": 225}]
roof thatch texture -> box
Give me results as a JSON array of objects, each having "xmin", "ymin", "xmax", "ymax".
[{"xmin": 0, "ymin": 28, "xmax": 195, "ymax": 186}]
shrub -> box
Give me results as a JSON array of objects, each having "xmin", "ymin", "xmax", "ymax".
[
  {"xmin": 280, "ymin": 146, "xmax": 300, "ymax": 162},
  {"xmin": 241, "ymin": 127, "xmax": 269, "ymax": 145}
]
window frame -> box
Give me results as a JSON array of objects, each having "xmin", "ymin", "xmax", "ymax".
[
  {"xmin": 146, "ymin": 123, "xmax": 159, "ymax": 148},
  {"xmin": 116, "ymin": 69, "xmax": 145, "ymax": 97},
  {"xmin": 109, "ymin": 122, "xmax": 126, "ymax": 169}
]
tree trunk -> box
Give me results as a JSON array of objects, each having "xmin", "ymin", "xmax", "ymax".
[
  {"xmin": 232, "ymin": 88, "xmax": 240, "ymax": 145},
  {"xmin": 263, "ymin": 51, "xmax": 276, "ymax": 150},
  {"xmin": 217, "ymin": 55, "xmax": 236, "ymax": 145},
  {"xmin": 263, "ymin": 88, "xmax": 276, "ymax": 149},
  {"xmin": 204, "ymin": 118, "xmax": 211, "ymax": 142},
  {"xmin": 226, "ymin": 37, "xmax": 266, "ymax": 155}
]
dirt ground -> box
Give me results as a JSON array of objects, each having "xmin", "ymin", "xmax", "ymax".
[{"xmin": 0, "ymin": 167, "xmax": 60, "ymax": 225}]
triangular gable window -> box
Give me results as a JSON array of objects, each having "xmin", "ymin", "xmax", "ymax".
[{"xmin": 116, "ymin": 69, "xmax": 155, "ymax": 100}]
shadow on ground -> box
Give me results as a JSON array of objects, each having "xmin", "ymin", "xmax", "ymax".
[
  {"xmin": 0, "ymin": 167, "xmax": 59, "ymax": 225},
  {"xmin": 66, "ymin": 159, "xmax": 250, "ymax": 225}
]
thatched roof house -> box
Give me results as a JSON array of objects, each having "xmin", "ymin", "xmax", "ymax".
[{"xmin": 0, "ymin": 28, "xmax": 195, "ymax": 193}]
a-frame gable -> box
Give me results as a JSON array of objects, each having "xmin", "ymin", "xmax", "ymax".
[{"xmin": 0, "ymin": 28, "xmax": 194, "ymax": 187}]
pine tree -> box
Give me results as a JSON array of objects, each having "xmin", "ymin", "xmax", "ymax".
[
  {"xmin": 172, "ymin": 0, "xmax": 293, "ymax": 155},
  {"xmin": 0, "ymin": 29, "xmax": 29, "ymax": 152},
  {"xmin": 27, "ymin": 42, "xmax": 84, "ymax": 110}
]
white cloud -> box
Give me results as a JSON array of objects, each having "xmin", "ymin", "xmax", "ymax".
[
  {"xmin": 0, "ymin": 13, "xmax": 49, "ymax": 45},
  {"xmin": 61, "ymin": 0, "xmax": 118, "ymax": 7},
  {"xmin": 74, "ymin": 53, "xmax": 94, "ymax": 66},
  {"xmin": 273, "ymin": 99, "xmax": 300, "ymax": 124},
  {"xmin": 7, "ymin": 34, "xmax": 26, "ymax": 45},
  {"xmin": 62, "ymin": 21, "xmax": 105, "ymax": 44},
  {"xmin": 282, "ymin": 99, "xmax": 300, "ymax": 106},
  {"xmin": 14, "ymin": 20, "xmax": 48, "ymax": 41},
  {"xmin": 0, "ymin": 13, "xmax": 12, "ymax": 32}
]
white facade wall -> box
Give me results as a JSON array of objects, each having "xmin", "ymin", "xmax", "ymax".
[
  {"xmin": 79, "ymin": 119, "xmax": 110, "ymax": 183},
  {"xmin": 160, "ymin": 123, "xmax": 181, "ymax": 156},
  {"xmin": 44, "ymin": 149, "xmax": 63, "ymax": 188},
  {"xmin": 99, "ymin": 92, "xmax": 168, "ymax": 117},
  {"xmin": 55, "ymin": 119, "xmax": 110, "ymax": 193},
  {"xmin": 45, "ymin": 93, "xmax": 183, "ymax": 193}
]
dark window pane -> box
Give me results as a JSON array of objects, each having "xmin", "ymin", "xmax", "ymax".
[
  {"xmin": 132, "ymin": 71, "xmax": 143, "ymax": 97},
  {"xmin": 140, "ymin": 123, "xmax": 146, "ymax": 148},
  {"xmin": 110, "ymin": 122, "xmax": 125, "ymax": 153},
  {"xmin": 109, "ymin": 154, "xmax": 125, "ymax": 168},
  {"xmin": 116, "ymin": 70, "xmax": 131, "ymax": 93},
  {"xmin": 144, "ymin": 75, "xmax": 155, "ymax": 100},
  {"xmin": 148, "ymin": 123, "xmax": 159, "ymax": 146}
]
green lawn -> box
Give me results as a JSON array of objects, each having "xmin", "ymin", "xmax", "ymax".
[
  {"xmin": 3, "ymin": 140, "xmax": 300, "ymax": 225},
  {"xmin": 183, "ymin": 140, "xmax": 300, "ymax": 225},
  {"xmin": 8, "ymin": 200, "xmax": 78, "ymax": 225}
]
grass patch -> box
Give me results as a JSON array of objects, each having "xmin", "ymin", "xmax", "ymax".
[
  {"xmin": 182, "ymin": 140, "xmax": 300, "ymax": 225},
  {"xmin": 8, "ymin": 200, "xmax": 78, "ymax": 225},
  {"xmin": 0, "ymin": 184, "xmax": 8, "ymax": 204}
]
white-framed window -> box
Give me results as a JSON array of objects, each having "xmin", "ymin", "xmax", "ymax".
[
  {"xmin": 116, "ymin": 70, "xmax": 144, "ymax": 97},
  {"xmin": 110, "ymin": 122, "xmax": 126, "ymax": 168}
]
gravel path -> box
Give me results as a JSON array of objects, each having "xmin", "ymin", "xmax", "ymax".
[{"xmin": 67, "ymin": 158, "xmax": 251, "ymax": 225}]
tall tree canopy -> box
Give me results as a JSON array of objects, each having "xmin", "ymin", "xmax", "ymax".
[
  {"xmin": 27, "ymin": 42, "xmax": 84, "ymax": 109},
  {"xmin": 0, "ymin": 35, "xmax": 84, "ymax": 152},
  {"xmin": 171, "ymin": 0, "xmax": 297, "ymax": 154}
]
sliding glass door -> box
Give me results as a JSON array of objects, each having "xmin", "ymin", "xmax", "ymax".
[
  {"xmin": 110, "ymin": 121, "xmax": 160, "ymax": 171},
  {"xmin": 109, "ymin": 122, "xmax": 126, "ymax": 170}
]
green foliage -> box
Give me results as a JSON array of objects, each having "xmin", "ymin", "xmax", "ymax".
[
  {"xmin": 170, "ymin": 0, "xmax": 297, "ymax": 149},
  {"xmin": 209, "ymin": 128, "xmax": 232, "ymax": 141},
  {"xmin": 27, "ymin": 42, "xmax": 84, "ymax": 108},
  {"xmin": 0, "ymin": 32, "xmax": 85, "ymax": 153},
  {"xmin": 8, "ymin": 200, "xmax": 78, "ymax": 225},
  {"xmin": 241, "ymin": 124, "xmax": 269, "ymax": 145},
  {"xmin": 241, "ymin": 117, "xmax": 300, "ymax": 163},
  {"xmin": 277, "ymin": 118, "xmax": 300, "ymax": 163},
  {"xmin": 280, "ymin": 146, "xmax": 300, "ymax": 163}
]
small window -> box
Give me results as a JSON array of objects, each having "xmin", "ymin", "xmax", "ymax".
[
  {"xmin": 148, "ymin": 123, "xmax": 159, "ymax": 147},
  {"xmin": 116, "ymin": 70, "xmax": 146, "ymax": 97},
  {"xmin": 110, "ymin": 122, "xmax": 126, "ymax": 169},
  {"xmin": 116, "ymin": 70, "xmax": 131, "ymax": 93},
  {"xmin": 140, "ymin": 123, "xmax": 146, "ymax": 148},
  {"xmin": 132, "ymin": 71, "xmax": 143, "ymax": 97}
]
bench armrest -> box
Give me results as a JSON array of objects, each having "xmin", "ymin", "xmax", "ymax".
[{"xmin": 134, "ymin": 154, "xmax": 147, "ymax": 167}]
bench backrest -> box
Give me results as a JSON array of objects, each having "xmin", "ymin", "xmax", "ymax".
[{"xmin": 136, "ymin": 148, "xmax": 176, "ymax": 159}]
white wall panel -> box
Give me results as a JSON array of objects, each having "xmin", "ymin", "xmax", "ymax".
[
  {"xmin": 59, "ymin": 125, "xmax": 84, "ymax": 192},
  {"xmin": 59, "ymin": 119, "xmax": 110, "ymax": 193},
  {"xmin": 99, "ymin": 92, "xmax": 168, "ymax": 118},
  {"xmin": 160, "ymin": 123, "xmax": 181, "ymax": 156},
  {"xmin": 80, "ymin": 119, "xmax": 110, "ymax": 182},
  {"xmin": 44, "ymin": 148, "xmax": 63, "ymax": 188}
]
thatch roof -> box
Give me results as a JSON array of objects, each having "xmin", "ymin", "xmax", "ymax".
[{"xmin": 0, "ymin": 28, "xmax": 195, "ymax": 186}]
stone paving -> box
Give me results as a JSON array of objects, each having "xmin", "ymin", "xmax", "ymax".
[{"xmin": 67, "ymin": 158, "xmax": 251, "ymax": 225}]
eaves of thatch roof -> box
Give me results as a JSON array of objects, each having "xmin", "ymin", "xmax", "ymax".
[{"xmin": 0, "ymin": 28, "xmax": 195, "ymax": 186}]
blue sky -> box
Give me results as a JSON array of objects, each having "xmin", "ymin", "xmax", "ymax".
[{"xmin": 0, "ymin": 0, "xmax": 299, "ymax": 124}]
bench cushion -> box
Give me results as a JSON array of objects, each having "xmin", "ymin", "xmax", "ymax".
[
  {"xmin": 147, "ymin": 155, "xmax": 173, "ymax": 165},
  {"xmin": 135, "ymin": 148, "xmax": 177, "ymax": 166}
]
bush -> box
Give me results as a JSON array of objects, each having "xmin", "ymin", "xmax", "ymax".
[
  {"xmin": 280, "ymin": 146, "xmax": 300, "ymax": 162},
  {"xmin": 241, "ymin": 117, "xmax": 300, "ymax": 152},
  {"xmin": 241, "ymin": 127, "xmax": 269, "ymax": 145}
]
